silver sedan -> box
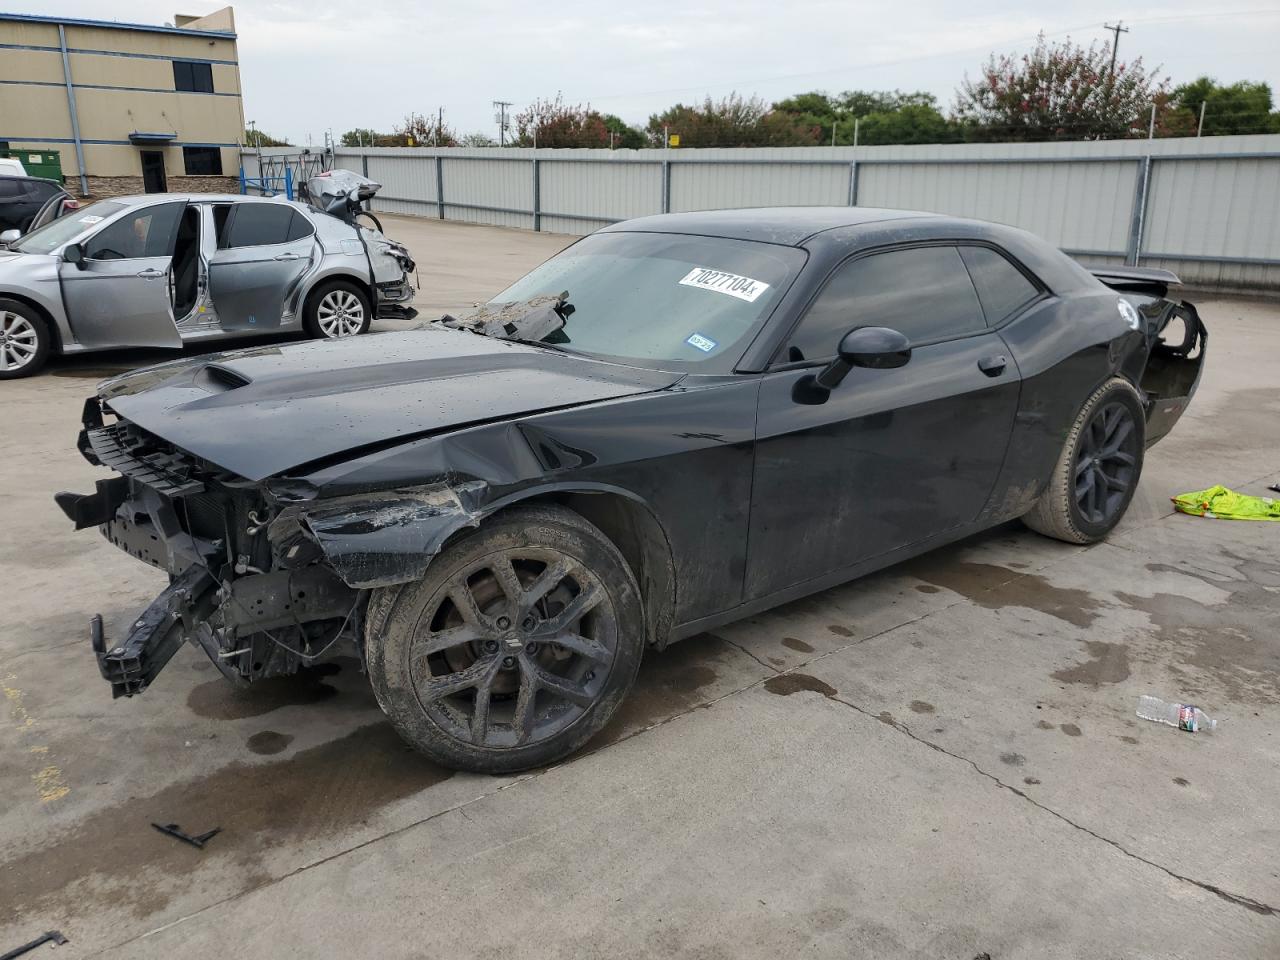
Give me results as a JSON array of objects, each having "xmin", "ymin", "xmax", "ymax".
[{"xmin": 0, "ymin": 191, "xmax": 416, "ymax": 378}]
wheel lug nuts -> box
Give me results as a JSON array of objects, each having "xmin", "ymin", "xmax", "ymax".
[
  {"xmin": 496, "ymin": 616, "xmax": 511, "ymax": 630},
  {"xmin": 522, "ymin": 617, "xmax": 536, "ymax": 631},
  {"xmin": 524, "ymin": 642, "xmax": 537, "ymax": 653},
  {"xmin": 484, "ymin": 639, "xmax": 498, "ymax": 653},
  {"xmin": 502, "ymin": 656, "xmax": 515, "ymax": 668}
]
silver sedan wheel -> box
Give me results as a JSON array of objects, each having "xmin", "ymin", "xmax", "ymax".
[
  {"xmin": 316, "ymin": 289, "xmax": 366, "ymax": 338},
  {"xmin": 0, "ymin": 310, "xmax": 39, "ymax": 372}
]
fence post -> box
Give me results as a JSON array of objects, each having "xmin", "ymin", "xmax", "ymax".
[
  {"xmin": 848, "ymin": 161, "xmax": 859, "ymax": 206},
  {"xmin": 661, "ymin": 158, "xmax": 672, "ymax": 214},
  {"xmin": 1126, "ymin": 155, "xmax": 1152, "ymax": 266},
  {"xmin": 361, "ymin": 152, "xmax": 368, "ymax": 178},
  {"xmin": 435, "ymin": 155, "xmax": 445, "ymax": 220},
  {"xmin": 532, "ymin": 157, "xmax": 541, "ymax": 231}
]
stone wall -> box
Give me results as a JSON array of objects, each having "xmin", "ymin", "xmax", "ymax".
[{"xmin": 83, "ymin": 175, "xmax": 240, "ymax": 200}]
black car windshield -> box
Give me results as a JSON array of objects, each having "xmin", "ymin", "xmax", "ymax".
[
  {"xmin": 489, "ymin": 232, "xmax": 804, "ymax": 366},
  {"xmin": 11, "ymin": 201, "xmax": 126, "ymax": 255}
]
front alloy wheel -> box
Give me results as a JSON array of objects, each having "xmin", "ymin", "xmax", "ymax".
[
  {"xmin": 0, "ymin": 299, "xmax": 51, "ymax": 379},
  {"xmin": 366, "ymin": 506, "xmax": 645, "ymax": 773}
]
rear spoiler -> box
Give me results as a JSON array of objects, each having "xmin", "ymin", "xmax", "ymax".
[{"xmin": 1088, "ymin": 266, "xmax": 1182, "ymax": 299}]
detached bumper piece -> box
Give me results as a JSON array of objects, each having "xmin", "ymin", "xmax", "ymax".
[{"xmin": 91, "ymin": 564, "xmax": 218, "ymax": 698}]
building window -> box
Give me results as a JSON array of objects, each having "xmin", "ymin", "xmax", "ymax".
[
  {"xmin": 173, "ymin": 60, "xmax": 214, "ymax": 93},
  {"xmin": 183, "ymin": 146, "xmax": 223, "ymax": 176}
]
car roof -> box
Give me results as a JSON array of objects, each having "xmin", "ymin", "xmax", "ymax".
[
  {"xmin": 102, "ymin": 193, "xmax": 295, "ymax": 206},
  {"xmin": 598, "ymin": 206, "xmax": 933, "ymax": 246}
]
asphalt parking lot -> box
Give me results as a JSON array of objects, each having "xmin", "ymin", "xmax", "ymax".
[{"xmin": 2, "ymin": 213, "xmax": 1278, "ymax": 959}]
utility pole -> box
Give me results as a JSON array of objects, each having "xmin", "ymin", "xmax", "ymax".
[
  {"xmin": 1197, "ymin": 100, "xmax": 1206, "ymax": 137},
  {"xmin": 436, "ymin": 106, "xmax": 443, "ymax": 147},
  {"xmin": 493, "ymin": 100, "xmax": 512, "ymax": 147},
  {"xmin": 1103, "ymin": 21, "xmax": 1129, "ymax": 77},
  {"xmin": 853, "ymin": 117, "xmax": 860, "ymax": 147}
]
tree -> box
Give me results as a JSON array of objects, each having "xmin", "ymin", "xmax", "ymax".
[
  {"xmin": 459, "ymin": 131, "xmax": 498, "ymax": 147},
  {"xmin": 602, "ymin": 113, "xmax": 646, "ymax": 149},
  {"xmin": 1170, "ymin": 77, "xmax": 1279, "ymax": 136},
  {"xmin": 394, "ymin": 112, "xmax": 458, "ymax": 147},
  {"xmin": 774, "ymin": 89, "xmax": 963, "ymax": 144},
  {"xmin": 243, "ymin": 127, "xmax": 289, "ymax": 147},
  {"xmin": 340, "ymin": 128, "xmax": 390, "ymax": 147},
  {"xmin": 514, "ymin": 94, "xmax": 610, "ymax": 148},
  {"xmin": 645, "ymin": 93, "xmax": 818, "ymax": 147},
  {"xmin": 955, "ymin": 34, "xmax": 1170, "ymax": 140}
]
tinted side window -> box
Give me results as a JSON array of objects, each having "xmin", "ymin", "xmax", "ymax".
[
  {"xmin": 84, "ymin": 203, "xmax": 183, "ymax": 260},
  {"xmin": 786, "ymin": 246, "xmax": 984, "ymax": 361},
  {"xmin": 0, "ymin": 179, "xmax": 23, "ymax": 199},
  {"xmin": 959, "ymin": 246, "xmax": 1041, "ymax": 325},
  {"xmin": 173, "ymin": 60, "xmax": 214, "ymax": 93},
  {"xmin": 286, "ymin": 211, "xmax": 314, "ymax": 241},
  {"xmin": 222, "ymin": 204, "xmax": 297, "ymax": 248}
]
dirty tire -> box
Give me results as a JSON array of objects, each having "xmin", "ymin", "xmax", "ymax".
[
  {"xmin": 303, "ymin": 279, "xmax": 371, "ymax": 339},
  {"xmin": 0, "ymin": 297, "xmax": 52, "ymax": 379},
  {"xmin": 1022, "ymin": 377, "xmax": 1145, "ymax": 544},
  {"xmin": 365, "ymin": 505, "xmax": 645, "ymax": 774}
]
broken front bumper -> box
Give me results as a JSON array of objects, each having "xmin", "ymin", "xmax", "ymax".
[
  {"xmin": 90, "ymin": 564, "xmax": 218, "ymax": 698},
  {"xmin": 376, "ymin": 279, "xmax": 418, "ymax": 321}
]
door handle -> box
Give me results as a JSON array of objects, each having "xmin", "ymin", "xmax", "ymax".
[
  {"xmin": 978, "ymin": 355, "xmax": 1008, "ymax": 377},
  {"xmin": 136, "ymin": 268, "xmax": 166, "ymax": 280},
  {"xmin": 274, "ymin": 252, "xmax": 302, "ymax": 261}
]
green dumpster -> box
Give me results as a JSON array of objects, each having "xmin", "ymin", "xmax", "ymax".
[{"xmin": 1, "ymin": 148, "xmax": 64, "ymax": 184}]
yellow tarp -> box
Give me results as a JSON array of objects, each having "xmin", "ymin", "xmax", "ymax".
[{"xmin": 1172, "ymin": 485, "xmax": 1280, "ymax": 521}]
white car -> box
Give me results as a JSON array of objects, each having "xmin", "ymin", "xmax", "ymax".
[{"xmin": 0, "ymin": 157, "xmax": 28, "ymax": 177}]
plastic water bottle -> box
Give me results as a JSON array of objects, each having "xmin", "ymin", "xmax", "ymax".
[{"xmin": 1136, "ymin": 696, "xmax": 1217, "ymax": 733}]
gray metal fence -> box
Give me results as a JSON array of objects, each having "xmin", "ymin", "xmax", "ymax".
[{"xmin": 243, "ymin": 134, "xmax": 1280, "ymax": 289}]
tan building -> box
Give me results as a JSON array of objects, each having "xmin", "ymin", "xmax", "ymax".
[{"xmin": 0, "ymin": 7, "xmax": 244, "ymax": 198}]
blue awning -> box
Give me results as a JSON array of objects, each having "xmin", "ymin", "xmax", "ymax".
[{"xmin": 128, "ymin": 131, "xmax": 177, "ymax": 144}]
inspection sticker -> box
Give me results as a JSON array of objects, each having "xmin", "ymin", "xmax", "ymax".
[
  {"xmin": 78, "ymin": 215, "xmax": 104, "ymax": 224},
  {"xmin": 685, "ymin": 332, "xmax": 718, "ymax": 353},
  {"xmin": 678, "ymin": 267, "xmax": 770, "ymax": 303}
]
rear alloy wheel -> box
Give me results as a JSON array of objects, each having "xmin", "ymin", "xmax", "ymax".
[
  {"xmin": 1023, "ymin": 377, "xmax": 1145, "ymax": 544},
  {"xmin": 0, "ymin": 299, "xmax": 51, "ymax": 379},
  {"xmin": 366, "ymin": 506, "xmax": 645, "ymax": 773},
  {"xmin": 305, "ymin": 280, "xmax": 371, "ymax": 339}
]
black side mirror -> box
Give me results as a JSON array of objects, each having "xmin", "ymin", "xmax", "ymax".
[
  {"xmin": 815, "ymin": 326, "xmax": 911, "ymax": 389},
  {"xmin": 62, "ymin": 242, "xmax": 85, "ymax": 269},
  {"xmin": 793, "ymin": 326, "xmax": 912, "ymax": 405}
]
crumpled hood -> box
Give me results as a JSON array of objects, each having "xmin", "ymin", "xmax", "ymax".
[{"xmin": 100, "ymin": 328, "xmax": 681, "ymax": 481}]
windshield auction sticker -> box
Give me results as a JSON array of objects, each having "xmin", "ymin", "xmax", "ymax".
[{"xmin": 678, "ymin": 267, "xmax": 770, "ymax": 303}]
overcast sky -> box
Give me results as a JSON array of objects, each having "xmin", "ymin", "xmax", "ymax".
[{"xmin": 22, "ymin": 0, "xmax": 1280, "ymax": 143}]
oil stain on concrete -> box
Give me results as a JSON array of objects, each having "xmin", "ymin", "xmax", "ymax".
[
  {"xmin": 246, "ymin": 731, "xmax": 293, "ymax": 755},
  {"xmin": 781, "ymin": 637, "xmax": 815, "ymax": 653},
  {"xmin": 0, "ymin": 723, "xmax": 454, "ymax": 927},
  {"xmin": 187, "ymin": 662, "xmax": 366, "ymax": 720},
  {"xmin": 764, "ymin": 673, "xmax": 838, "ymax": 699},
  {"xmin": 1116, "ymin": 556, "xmax": 1280, "ymax": 705},
  {"xmin": 1052, "ymin": 641, "xmax": 1131, "ymax": 686},
  {"xmin": 905, "ymin": 556, "xmax": 1103, "ymax": 628}
]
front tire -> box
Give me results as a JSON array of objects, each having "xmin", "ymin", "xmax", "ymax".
[
  {"xmin": 1022, "ymin": 377, "xmax": 1145, "ymax": 544},
  {"xmin": 365, "ymin": 505, "xmax": 645, "ymax": 774},
  {"xmin": 0, "ymin": 298, "xmax": 52, "ymax": 379},
  {"xmin": 304, "ymin": 280, "xmax": 371, "ymax": 340}
]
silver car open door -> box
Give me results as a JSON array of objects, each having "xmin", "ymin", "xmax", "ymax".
[
  {"xmin": 207, "ymin": 203, "xmax": 314, "ymax": 332},
  {"xmin": 58, "ymin": 201, "xmax": 185, "ymax": 349}
]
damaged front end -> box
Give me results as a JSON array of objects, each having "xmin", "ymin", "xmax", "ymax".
[{"xmin": 57, "ymin": 397, "xmax": 482, "ymax": 698}]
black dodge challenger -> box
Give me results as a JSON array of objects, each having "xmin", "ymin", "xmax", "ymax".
[{"xmin": 58, "ymin": 207, "xmax": 1206, "ymax": 772}]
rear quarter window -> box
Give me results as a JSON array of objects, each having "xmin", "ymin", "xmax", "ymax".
[{"xmin": 959, "ymin": 246, "xmax": 1041, "ymax": 325}]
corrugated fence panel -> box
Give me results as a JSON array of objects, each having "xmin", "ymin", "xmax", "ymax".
[
  {"xmin": 671, "ymin": 161, "xmax": 850, "ymax": 212},
  {"xmin": 1144, "ymin": 157, "xmax": 1280, "ymax": 260},
  {"xmin": 442, "ymin": 157, "xmax": 534, "ymax": 230},
  {"xmin": 857, "ymin": 159, "xmax": 1135, "ymax": 255},
  {"xmin": 365, "ymin": 152, "xmax": 437, "ymax": 218},
  {"xmin": 538, "ymin": 158, "xmax": 662, "ymax": 234}
]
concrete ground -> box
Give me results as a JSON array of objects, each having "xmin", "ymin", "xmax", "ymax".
[{"xmin": 2, "ymin": 214, "xmax": 1278, "ymax": 959}]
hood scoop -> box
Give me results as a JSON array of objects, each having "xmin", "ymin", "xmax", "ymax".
[{"xmin": 195, "ymin": 363, "xmax": 252, "ymax": 393}]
